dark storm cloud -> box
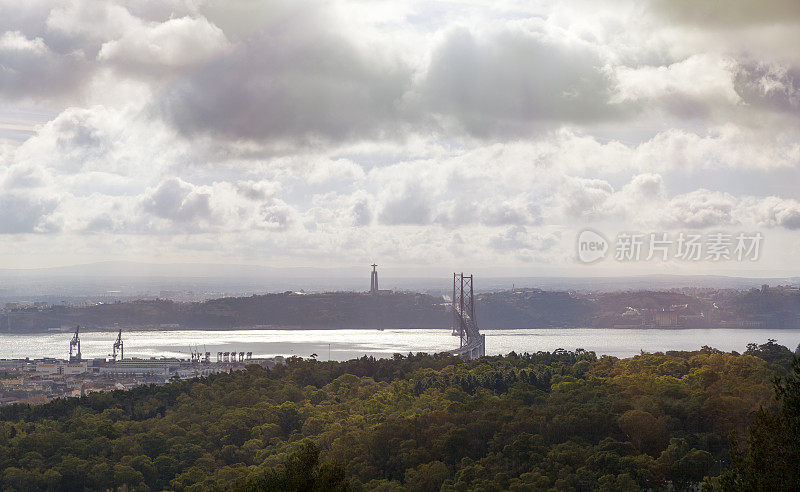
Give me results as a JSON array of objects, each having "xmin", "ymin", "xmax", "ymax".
[
  {"xmin": 758, "ymin": 198, "xmax": 800, "ymax": 231},
  {"xmin": 734, "ymin": 62, "xmax": 800, "ymax": 114},
  {"xmin": 417, "ymin": 27, "xmax": 621, "ymax": 136},
  {"xmin": 0, "ymin": 2, "xmax": 224, "ymax": 103},
  {"xmin": 0, "ymin": 193, "xmax": 58, "ymax": 233},
  {"xmin": 158, "ymin": 22, "xmax": 626, "ymax": 145},
  {"xmin": 352, "ymin": 199, "xmax": 372, "ymax": 226},
  {"xmin": 0, "ymin": 31, "xmax": 91, "ymax": 102},
  {"xmin": 779, "ymin": 209, "xmax": 800, "ymax": 229},
  {"xmin": 649, "ymin": 0, "xmax": 800, "ymax": 26},
  {"xmin": 378, "ymin": 183, "xmax": 432, "ymax": 225},
  {"xmin": 158, "ymin": 26, "xmax": 413, "ymax": 144},
  {"xmin": 0, "ymin": 1, "xmax": 53, "ymax": 44}
]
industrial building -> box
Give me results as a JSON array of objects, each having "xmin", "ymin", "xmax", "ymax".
[
  {"xmin": 0, "ymin": 329, "xmax": 285, "ymax": 406},
  {"xmin": 96, "ymin": 358, "xmax": 180, "ymax": 376}
]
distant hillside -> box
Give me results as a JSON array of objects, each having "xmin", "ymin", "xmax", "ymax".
[
  {"xmin": 3, "ymin": 289, "xmax": 600, "ymax": 333},
  {"xmin": 3, "ymin": 287, "xmax": 798, "ymax": 333},
  {"xmin": 1, "ymin": 292, "xmax": 451, "ymax": 333},
  {"xmin": 476, "ymin": 290, "xmax": 596, "ymax": 329}
]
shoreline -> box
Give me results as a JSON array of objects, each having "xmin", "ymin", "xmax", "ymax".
[{"xmin": 7, "ymin": 325, "xmax": 800, "ymax": 336}]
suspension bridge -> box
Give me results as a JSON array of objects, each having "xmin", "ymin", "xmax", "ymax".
[{"xmin": 448, "ymin": 272, "xmax": 485, "ymax": 360}]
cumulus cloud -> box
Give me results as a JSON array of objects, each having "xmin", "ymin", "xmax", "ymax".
[
  {"xmin": 235, "ymin": 180, "xmax": 280, "ymax": 201},
  {"xmin": 0, "ymin": 192, "xmax": 59, "ymax": 233},
  {"xmin": 159, "ymin": 17, "xmax": 412, "ymax": 145},
  {"xmin": 480, "ymin": 200, "xmax": 541, "ymax": 227},
  {"xmin": 418, "ymin": 25, "xmax": 620, "ymax": 136},
  {"xmin": 0, "ymin": 1, "xmax": 230, "ymax": 103},
  {"xmin": 489, "ymin": 226, "xmax": 560, "ymax": 262},
  {"xmin": 378, "ymin": 182, "xmax": 432, "ymax": 225},
  {"xmin": 136, "ymin": 178, "xmax": 295, "ymax": 233},
  {"xmin": 556, "ymin": 172, "xmax": 800, "ymax": 233},
  {"xmin": 751, "ymin": 197, "xmax": 800, "ymax": 230},
  {"xmin": 0, "ymin": 30, "xmax": 89, "ymax": 101},
  {"xmin": 1, "ymin": 0, "xmax": 800, "ymax": 272},
  {"xmin": 573, "ymin": 173, "xmax": 672, "ymax": 226},
  {"xmin": 142, "ymin": 178, "xmax": 212, "ymax": 223},
  {"xmin": 45, "ymin": 0, "xmax": 141, "ymax": 43},
  {"xmin": 97, "ymin": 16, "xmax": 229, "ymax": 74},
  {"xmin": 259, "ymin": 199, "xmax": 296, "ymax": 231},
  {"xmin": 631, "ymin": 126, "xmax": 800, "ymax": 171},
  {"xmin": 352, "ymin": 198, "xmax": 372, "ymax": 226},
  {"xmin": 734, "ymin": 61, "xmax": 800, "ymax": 113},
  {"xmin": 8, "ymin": 104, "xmax": 187, "ymax": 186},
  {"xmin": 662, "ymin": 190, "xmax": 737, "ymax": 229},
  {"xmin": 560, "ymin": 177, "xmax": 614, "ymax": 220},
  {"xmin": 611, "ymin": 54, "xmax": 741, "ymax": 117},
  {"xmin": 433, "ymin": 197, "xmax": 541, "ymax": 227},
  {"xmin": 0, "ymin": 30, "xmax": 46, "ymax": 53}
]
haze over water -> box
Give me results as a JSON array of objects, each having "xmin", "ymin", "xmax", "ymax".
[{"xmin": 2, "ymin": 328, "xmax": 798, "ymax": 362}]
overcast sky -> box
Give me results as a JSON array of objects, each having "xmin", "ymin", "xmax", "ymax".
[{"xmin": 0, "ymin": 0, "xmax": 799, "ymax": 276}]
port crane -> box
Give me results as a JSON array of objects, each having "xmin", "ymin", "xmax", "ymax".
[
  {"xmin": 69, "ymin": 326, "xmax": 82, "ymax": 362},
  {"xmin": 112, "ymin": 329, "xmax": 124, "ymax": 361}
]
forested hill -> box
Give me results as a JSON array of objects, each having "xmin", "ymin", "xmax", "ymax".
[
  {"xmin": 0, "ymin": 341, "xmax": 797, "ymax": 490},
  {"xmin": 4, "ymin": 287, "xmax": 799, "ymax": 333},
  {"xmin": 2, "ymin": 292, "xmax": 451, "ymax": 332},
  {"xmin": 3, "ymin": 290, "xmax": 596, "ymax": 333}
]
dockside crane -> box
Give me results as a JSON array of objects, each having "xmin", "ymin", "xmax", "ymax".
[
  {"xmin": 69, "ymin": 326, "xmax": 82, "ymax": 362},
  {"xmin": 112, "ymin": 329, "xmax": 124, "ymax": 361}
]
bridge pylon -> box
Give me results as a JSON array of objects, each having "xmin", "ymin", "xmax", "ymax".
[{"xmin": 448, "ymin": 273, "xmax": 485, "ymax": 360}]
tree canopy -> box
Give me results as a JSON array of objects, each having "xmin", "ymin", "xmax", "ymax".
[
  {"xmin": 716, "ymin": 355, "xmax": 800, "ymax": 490},
  {"xmin": 0, "ymin": 345, "xmax": 795, "ymax": 491}
]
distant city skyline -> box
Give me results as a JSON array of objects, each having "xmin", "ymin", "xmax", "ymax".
[{"xmin": 1, "ymin": 1, "xmax": 799, "ymax": 275}]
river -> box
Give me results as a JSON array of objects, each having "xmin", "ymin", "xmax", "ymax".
[{"xmin": 1, "ymin": 328, "xmax": 798, "ymax": 361}]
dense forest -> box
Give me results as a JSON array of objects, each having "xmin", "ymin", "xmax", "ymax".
[
  {"xmin": 5, "ymin": 287, "xmax": 799, "ymax": 333},
  {"xmin": 0, "ymin": 341, "xmax": 798, "ymax": 491}
]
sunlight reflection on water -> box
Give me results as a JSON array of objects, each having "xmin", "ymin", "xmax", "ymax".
[{"xmin": 1, "ymin": 328, "xmax": 798, "ymax": 361}]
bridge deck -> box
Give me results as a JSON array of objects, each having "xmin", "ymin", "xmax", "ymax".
[{"xmin": 448, "ymin": 306, "xmax": 485, "ymax": 359}]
